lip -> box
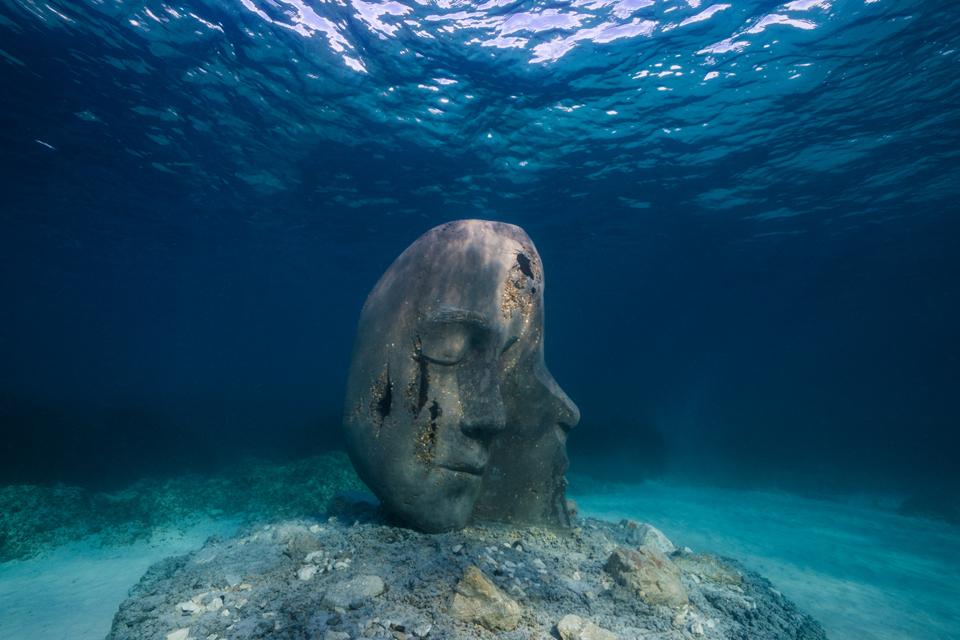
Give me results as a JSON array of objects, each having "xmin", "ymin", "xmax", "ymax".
[{"xmin": 438, "ymin": 462, "xmax": 486, "ymax": 476}]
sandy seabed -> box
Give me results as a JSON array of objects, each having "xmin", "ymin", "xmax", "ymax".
[
  {"xmin": 1, "ymin": 482, "xmax": 957, "ymax": 640},
  {"xmin": 572, "ymin": 483, "xmax": 960, "ymax": 640}
]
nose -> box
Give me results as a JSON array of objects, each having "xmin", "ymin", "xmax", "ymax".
[
  {"xmin": 459, "ymin": 370, "xmax": 507, "ymax": 439},
  {"xmin": 555, "ymin": 389, "xmax": 580, "ymax": 433},
  {"xmin": 536, "ymin": 364, "xmax": 580, "ymax": 434}
]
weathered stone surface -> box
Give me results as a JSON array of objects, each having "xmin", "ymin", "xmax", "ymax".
[
  {"xmin": 604, "ymin": 546, "xmax": 688, "ymax": 608},
  {"xmin": 673, "ymin": 553, "xmax": 744, "ymax": 586},
  {"xmin": 343, "ymin": 220, "xmax": 580, "ymax": 532},
  {"xmin": 449, "ymin": 565, "xmax": 521, "ymax": 631},
  {"xmin": 620, "ymin": 519, "xmax": 676, "ymax": 555},
  {"xmin": 556, "ymin": 614, "xmax": 618, "ymax": 640},
  {"xmin": 322, "ymin": 574, "xmax": 385, "ymax": 609}
]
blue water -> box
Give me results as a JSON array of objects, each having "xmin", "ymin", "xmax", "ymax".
[
  {"xmin": 2, "ymin": 0, "xmax": 958, "ymax": 491},
  {"xmin": 1, "ymin": 0, "xmax": 959, "ymax": 637}
]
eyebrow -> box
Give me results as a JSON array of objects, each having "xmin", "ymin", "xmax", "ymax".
[{"xmin": 425, "ymin": 306, "xmax": 491, "ymax": 329}]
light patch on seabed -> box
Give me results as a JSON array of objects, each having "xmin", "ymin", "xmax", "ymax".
[
  {"xmin": 0, "ymin": 518, "xmax": 240, "ymax": 640},
  {"xmin": 571, "ymin": 482, "xmax": 960, "ymax": 640}
]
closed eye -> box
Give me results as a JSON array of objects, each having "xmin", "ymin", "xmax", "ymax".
[{"xmin": 419, "ymin": 308, "xmax": 494, "ymax": 366}]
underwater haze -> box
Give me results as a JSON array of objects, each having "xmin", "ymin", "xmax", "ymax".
[
  {"xmin": 1, "ymin": 0, "xmax": 959, "ymax": 637},
  {"xmin": 2, "ymin": 0, "xmax": 958, "ymax": 493}
]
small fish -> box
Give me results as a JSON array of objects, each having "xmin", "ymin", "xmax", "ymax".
[{"xmin": 34, "ymin": 139, "xmax": 56, "ymax": 150}]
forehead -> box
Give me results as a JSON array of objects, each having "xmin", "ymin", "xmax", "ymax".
[{"xmin": 405, "ymin": 232, "xmax": 529, "ymax": 301}]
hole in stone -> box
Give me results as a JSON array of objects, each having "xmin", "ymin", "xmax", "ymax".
[
  {"xmin": 375, "ymin": 371, "xmax": 393, "ymax": 420},
  {"xmin": 412, "ymin": 336, "xmax": 429, "ymax": 414},
  {"xmin": 417, "ymin": 356, "xmax": 429, "ymax": 413},
  {"xmin": 516, "ymin": 252, "xmax": 534, "ymax": 279}
]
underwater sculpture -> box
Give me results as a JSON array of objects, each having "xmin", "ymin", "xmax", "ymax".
[{"xmin": 343, "ymin": 220, "xmax": 580, "ymax": 532}]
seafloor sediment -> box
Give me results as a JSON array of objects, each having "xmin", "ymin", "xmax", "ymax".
[
  {"xmin": 107, "ymin": 501, "xmax": 825, "ymax": 640},
  {"xmin": 0, "ymin": 453, "xmax": 365, "ymax": 562}
]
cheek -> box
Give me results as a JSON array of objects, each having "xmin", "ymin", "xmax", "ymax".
[{"xmin": 412, "ymin": 369, "xmax": 464, "ymax": 453}]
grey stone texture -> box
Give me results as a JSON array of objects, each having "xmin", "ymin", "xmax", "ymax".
[
  {"xmin": 107, "ymin": 512, "xmax": 827, "ymax": 640},
  {"xmin": 343, "ymin": 220, "xmax": 580, "ymax": 532}
]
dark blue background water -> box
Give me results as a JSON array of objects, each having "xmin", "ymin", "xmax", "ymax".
[{"xmin": 1, "ymin": 0, "xmax": 958, "ymax": 495}]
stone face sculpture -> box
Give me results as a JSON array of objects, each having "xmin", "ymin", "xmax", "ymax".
[{"xmin": 343, "ymin": 219, "xmax": 580, "ymax": 532}]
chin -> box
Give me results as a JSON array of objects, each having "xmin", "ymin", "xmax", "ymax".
[{"xmin": 395, "ymin": 479, "xmax": 480, "ymax": 532}]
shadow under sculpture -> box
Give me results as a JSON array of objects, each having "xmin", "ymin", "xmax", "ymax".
[{"xmin": 343, "ymin": 220, "xmax": 580, "ymax": 532}]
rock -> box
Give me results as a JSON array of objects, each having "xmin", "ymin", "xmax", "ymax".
[
  {"xmin": 449, "ymin": 565, "xmax": 521, "ymax": 631},
  {"xmin": 604, "ymin": 546, "xmax": 688, "ymax": 608},
  {"xmin": 673, "ymin": 554, "xmax": 743, "ymax": 586},
  {"xmin": 556, "ymin": 614, "xmax": 618, "ymax": 640},
  {"xmin": 166, "ymin": 630, "xmax": 190, "ymax": 640},
  {"xmin": 178, "ymin": 600, "xmax": 201, "ymax": 614},
  {"xmin": 324, "ymin": 632, "xmax": 350, "ymax": 640},
  {"xmin": 619, "ymin": 520, "xmax": 676, "ymax": 555},
  {"xmin": 323, "ymin": 575, "xmax": 386, "ymax": 609},
  {"xmin": 298, "ymin": 565, "xmax": 318, "ymax": 581}
]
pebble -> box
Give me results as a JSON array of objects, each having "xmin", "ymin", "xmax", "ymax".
[
  {"xmin": 620, "ymin": 520, "xmax": 676, "ymax": 555},
  {"xmin": 555, "ymin": 614, "xmax": 617, "ymax": 640},
  {"xmin": 178, "ymin": 601, "xmax": 202, "ymax": 614},
  {"xmin": 166, "ymin": 629, "xmax": 190, "ymax": 640},
  {"xmin": 323, "ymin": 575, "xmax": 386, "ymax": 609},
  {"xmin": 604, "ymin": 546, "xmax": 688, "ymax": 608},
  {"xmin": 449, "ymin": 565, "xmax": 521, "ymax": 631},
  {"xmin": 298, "ymin": 565, "xmax": 318, "ymax": 581}
]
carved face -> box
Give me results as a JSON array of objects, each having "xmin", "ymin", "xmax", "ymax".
[{"xmin": 343, "ymin": 220, "xmax": 579, "ymax": 532}]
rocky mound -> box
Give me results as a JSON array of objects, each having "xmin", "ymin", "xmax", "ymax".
[{"xmin": 108, "ymin": 504, "xmax": 826, "ymax": 640}]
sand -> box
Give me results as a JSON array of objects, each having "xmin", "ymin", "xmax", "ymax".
[{"xmin": 1, "ymin": 482, "xmax": 957, "ymax": 640}]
